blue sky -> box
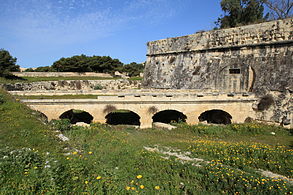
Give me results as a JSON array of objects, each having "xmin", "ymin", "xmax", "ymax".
[{"xmin": 0, "ymin": 0, "xmax": 223, "ymax": 68}]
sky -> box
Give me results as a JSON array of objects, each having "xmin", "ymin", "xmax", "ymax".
[{"xmin": 0, "ymin": 0, "xmax": 223, "ymax": 68}]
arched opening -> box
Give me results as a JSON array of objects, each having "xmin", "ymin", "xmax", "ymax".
[
  {"xmin": 105, "ymin": 110, "xmax": 140, "ymax": 126},
  {"xmin": 59, "ymin": 109, "xmax": 93, "ymax": 124},
  {"xmin": 198, "ymin": 109, "xmax": 232, "ymax": 125},
  {"xmin": 152, "ymin": 110, "xmax": 187, "ymax": 124}
]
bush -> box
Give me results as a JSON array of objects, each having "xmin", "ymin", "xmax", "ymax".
[
  {"xmin": 50, "ymin": 119, "xmax": 71, "ymax": 132},
  {"xmin": 0, "ymin": 94, "xmax": 4, "ymax": 104},
  {"xmin": 93, "ymin": 84, "xmax": 103, "ymax": 90}
]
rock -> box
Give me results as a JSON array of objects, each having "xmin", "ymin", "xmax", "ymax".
[
  {"xmin": 153, "ymin": 122, "xmax": 177, "ymax": 130},
  {"xmin": 74, "ymin": 122, "xmax": 90, "ymax": 127}
]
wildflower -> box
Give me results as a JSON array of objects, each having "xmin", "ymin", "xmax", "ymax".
[
  {"xmin": 131, "ymin": 187, "xmax": 136, "ymax": 190},
  {"xmin": 131, "ymin": 180, "xmax": 135, "ymax": 184},
  {"xmin": 72, "ymin": 151, "xmax": 78, "ymax": 155},
  {"xmin": 88, "ymin": 151, "xmax": 93, "ymax": 155},
  {"xmin": 85, "ymin": 181, "xmax": 89, "ymax": 184},
  {"xmin": 140, "ymin": 185, "xmax": 145, "ymax": 189},
  {"xmin": 155, "ymin": 186, "xmax": 160, "ymax": 190},
  {"xmin": 136, "ymin": 175, "xmax": 143, "ymax": 179},
  {"xmin": 96, "ymin": 176, "xmax": 102, "ymax": 180},
  {"xmin": 125, "ymin": 186, "xmax": 131, "ymax": 190},
  {"xmin": 33, "ymin": 166, "xmax": 38, "ymax": 169}
]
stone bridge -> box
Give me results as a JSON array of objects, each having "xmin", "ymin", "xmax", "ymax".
[{"xmin": 21, "ymin": 93, "xmax": 258, "ymax": 128}]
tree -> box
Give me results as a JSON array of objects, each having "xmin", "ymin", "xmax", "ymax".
[
  {"xmin": 116, "ymin": 62, "xmax": 144, "ymax": 77},
  {"xmin": 51, "ymin": 55, "xmax": 123, "ymax": 73},
  {"xmin": 0, "ymin": 49, "xmax": 19, "ymax": 77},
  {"xmin": 264, "ymin": 0, "xmax": 293, "ymax": 19},
  {"xmin": 216, "ymin": 0, "xmax": 268, "ymax": 28}
]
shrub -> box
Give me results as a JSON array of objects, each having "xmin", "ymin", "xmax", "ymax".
[
  {"xmin": 93, "ymin": 84, "xmax": 103, "ymax": 90},
  {"xmin": 50, "ymin": 119, "xmax": 71, "ymax": 132},
  {"xmin": 0, "ymin": 94, "xmax": 4, "ymax": 104},
  {"xmin": 257, "ymin": 94, "xmax": 274, "ymax": 111}
]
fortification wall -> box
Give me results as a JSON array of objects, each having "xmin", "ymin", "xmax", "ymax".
[
  {"xmin": 144, "ymin": 18, "xmax": 293, "ymax": 93},
  {"xmin": 12, "ymin": 72, "xmax": 112, "ymax": 78},
  {"xmin": 143, "ymin": 18, "xmax": 293, "ymax": 126}
]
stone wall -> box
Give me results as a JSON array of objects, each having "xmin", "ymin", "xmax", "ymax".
[
  {"xmin": 3, "ymin": 79, "xmax": 141, "ymax": 91},
  {"xmin": 12, "ymin": 72, "xmax": 112, "ymax": 78},
  {"xmin": 144, "ymin": 18, "xmax": 292, "ymax": 93},
  {"xmin": 143, "ymin": 18, "xmax": 293, "ymax": 126}
]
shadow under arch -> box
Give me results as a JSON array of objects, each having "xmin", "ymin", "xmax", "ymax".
[
  {"xmin": 59, "ymin": 109, "xmax": 93, "ymax": 124},
  {"xmin": 152, "ymin": 110, "xmax": 187, "ymax": 124},
  {"xmin": 105, "ymin": 110, "xmax": 140, "ymax": 126},
  {"xmin": 198, "ymin": 109, "xmax": 232, "ymax": 125}
]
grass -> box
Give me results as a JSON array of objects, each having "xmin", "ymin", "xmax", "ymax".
[{"xmin": 0, "ymin": 88, "xmax": 292, "ymax": 194}]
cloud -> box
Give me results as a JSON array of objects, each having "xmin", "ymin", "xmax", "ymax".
[{"xmin": 0, "ymin": 0, "xmax": 179, "ymax": 47}]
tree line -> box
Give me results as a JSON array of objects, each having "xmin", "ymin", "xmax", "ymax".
[
  {"xmin": 0, "ymin": 50, "xmax": 144, "ymax": 78},
  {"xmin": 25, "ymin": 55, "xmax": 144, "ymax": 77}
]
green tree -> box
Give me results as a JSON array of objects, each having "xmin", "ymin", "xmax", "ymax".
[
  {"xmin": 216, "ymin": 0, "xmax": 268, "ymax": 28},
  {"xmin": 51, "ymin": 55, "xmax": 123, "ymax": 73},
  {"xmin": 0, "ymin": 49, "xmax": 20, "ymax": 77},
  {"xmin": 116, "ymin": 62, "xmax": 144, "ymax": 77},
  {"xmin": 34, "ymin": 66, "xmax": 55, "ymax": 72}
]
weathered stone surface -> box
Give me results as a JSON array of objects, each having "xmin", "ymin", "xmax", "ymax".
[
  {"xmin": 3, "ymin": 79, "xmax": 141, "ymax": 91},
  {"xmin": 152, "ymin": 122, "xmax": 177, "ymax": 130},
  {"xmin": 143, "ymin": 18, "xmax": 293, "ymax": 127},
  {"xmin": 143, "ymin": 18, "xmax": 293, "ymax": 93}
]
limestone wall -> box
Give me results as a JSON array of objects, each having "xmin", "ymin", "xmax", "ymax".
[
  {"xmin": 3, "ymin": 79, "xmax": 141, "ymax": 91},
  {"xmin": 144, "ymin": 18, "xmax": 293, "ymax": 93},
  {"xmin": 12, "ymin": 72, "xmax": 112, "ymax": 78},
  {"xmin": 143, "ymin": 18, "xmax": 293, "ymax": 126}
]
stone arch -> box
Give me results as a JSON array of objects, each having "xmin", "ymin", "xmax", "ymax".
[
  {"xmin": 152, "ymin": 109, "xmax": 187, "ymax": 124},
  {"xmin": 59, "ymin": 109, "xmax": 93, "ymax": 124},
  {"xmin": 198, "ymin": 109, "xmax": 232, "ymax": 125},
  {"xmin": 105, "ymin": 110, "xmax": 140, "ymax": 126},
  {"xmin": 216, "ymin": 63, "xmax": 254, "ymax": 92}
]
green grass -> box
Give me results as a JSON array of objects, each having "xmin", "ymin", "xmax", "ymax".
[{"xmin": 0, "ymin": 88, "xmax": 292, "ymax": 194}]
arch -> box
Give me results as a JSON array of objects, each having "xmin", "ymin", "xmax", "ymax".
[
  {"xmin": 59, "ymin": 109, "xmax": 93, "ymax": 124},
  {"xmin": 152, "ymin": 110, "xmax": 187, "ymax": 124},
  {"xmin": 105, "ymin": 110, "xmax": 140, "ymax": 126},
  {"xmin": 198, "ymin": 109, "xmax": 232, "ymax": 125}
]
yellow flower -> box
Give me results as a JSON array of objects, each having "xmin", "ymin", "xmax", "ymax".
[
  {"xmin": 131, "ymin": 187, "xmax": 136, "ymax": 190},
  {"xmin": 136, "ymin": 175, "xmax": 143, "ymax": 179},
  {"xmin": 154, "ymin": 186, "xmax": 160, "ymax": 190},
  {"xmin": 130, "ymin": 180, "xmax": 135, "ymax": 184},
  {"xmin": 96, "ymin": 176, "xmax": 102, "ymax": 180},
  {"xmin": 125, "ymin": 186, "xmax": 131, "ymax": 190},
  {"xmin": 72, "ymin": 151, "xmax": 78, "ymax": 155},
  {"xmin": 85, "ymin": 181, "xmax": 89, "ymax": 184},
  {"xmin": 33, "ymin": 166, "xmax": 38, "ymax": 169},
  {"xmin": 140, "ymin": 185, "xmax": 145, "ymax": 189},
  {"xmin": 88, "ymin": 151, "xmax": 93, "ymax": 155}
]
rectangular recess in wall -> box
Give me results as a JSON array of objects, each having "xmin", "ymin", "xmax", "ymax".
[{"xmin": 229, "ymin": 68, "xmax": 241, "ymax": 74}]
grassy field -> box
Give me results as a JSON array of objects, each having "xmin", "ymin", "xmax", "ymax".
[{"xmin": 0, "ymin": 88, "xmax": 292, "ymax": 194}]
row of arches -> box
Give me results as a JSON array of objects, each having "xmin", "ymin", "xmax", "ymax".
[{"xmin": 56, "ymin": 109, "xmax": 232, "ymax": 126}]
